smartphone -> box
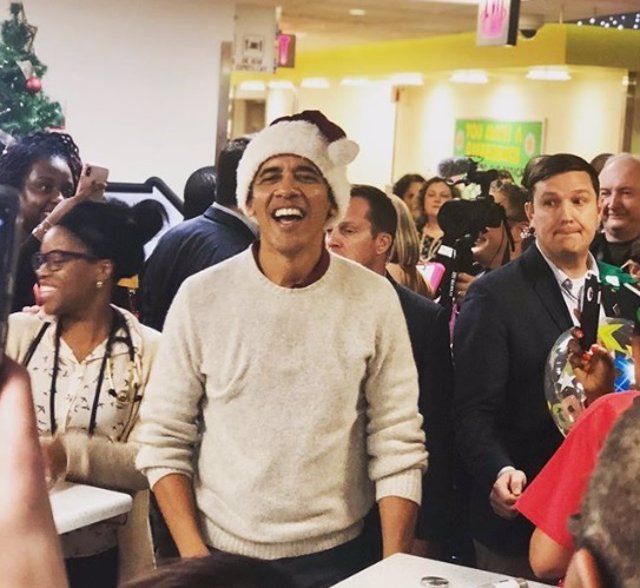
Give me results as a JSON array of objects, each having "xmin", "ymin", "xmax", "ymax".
[
  {"xmin": 76, "ymin": 163, "xmax": 109, "ymax": 200},
  {"xmin": 0, "ymin": 186, "xmax": 22, "ymax": 371},
  {"xmin": 579, "ymin": 273, "xmax": 601, "ymax": 351}
]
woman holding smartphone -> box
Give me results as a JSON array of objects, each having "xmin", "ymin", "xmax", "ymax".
[
  {"xmin": 0, "ymin": 131, "xmax": 105, "ymax": 312},
  {"xmin": 6, "ymin": 200, "xmax": 164, "ymax": 588}
]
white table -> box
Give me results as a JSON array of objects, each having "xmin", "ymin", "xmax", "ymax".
[
  {"xmin": 332, "ymin": 553, "xmax": 553, "ymax": 587},
  {"xmin": 49, "ymin": 481, "xmax": 133, "ymax": 534}
]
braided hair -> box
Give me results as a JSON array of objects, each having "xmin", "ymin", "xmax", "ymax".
[{"xmin": 0, "ymin": 132, "xmax": 82, "ymax": 192}]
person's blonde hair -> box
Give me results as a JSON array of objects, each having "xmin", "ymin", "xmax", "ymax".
[{"xmin": 388, "ymin": 194, "xmax": 432, "ymax": 298}]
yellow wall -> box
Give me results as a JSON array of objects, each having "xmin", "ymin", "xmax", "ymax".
[
  {"xmin": 232, "ymin": 24, "xmax": 639, "ymax": 191},
  {"xmin": 394, "ymin": 68, "xmax": 628, "ymax": 183}
]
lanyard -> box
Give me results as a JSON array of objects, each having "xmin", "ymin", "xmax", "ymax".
[{"xmin": 24, "ymin": 309, "xmax": 137, "ymax": 437}]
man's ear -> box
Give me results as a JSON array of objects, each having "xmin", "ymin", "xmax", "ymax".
[
  {"xmin": 375, "ymin": 232, "xmax": 393, "ymax": 256},
  {"xmin": 564, "ymin": 548, "xmax": 604, "ymax": 588},
  {"xmin": 245, "ymin": 191, "xmax": 255, "ymax": 217},
  {"xmin": 525, "ymin": 201, "xmax": 534, "ymax": 224}
]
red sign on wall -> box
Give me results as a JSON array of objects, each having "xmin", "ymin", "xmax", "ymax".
[
  {"xmin": 277, "ymin": 33, "xmax": 296, "ymax": 68},
  {"xmin": 476, "ymin": 0, "xmax": 521, "ymax": 46}
]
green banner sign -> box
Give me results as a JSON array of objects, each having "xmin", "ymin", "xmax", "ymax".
[{"xmin": 454, "ymin": 118, "xmax": 544, "ymax": 181}]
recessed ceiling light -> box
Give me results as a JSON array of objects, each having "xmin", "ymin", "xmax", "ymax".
[
  {"xmin": 300, "ymin": 77, "xmax": 331, "ymax": 89},
  {"xmin": 526, "ymin": 67, "xmax": 571, "ymax": 81},
  {"xmin": 268, "ymin": 80, "xmax": 295, "ymax": 90},
  {"xmin": 450, "ymin": 70, "xmax": 488, "ymax": 84},
  {"xmin": 348, "ymin": 8, "xmax": 366, "ymax": 16},
  {"xmin": 238, "ymin": 80, "xmax": 266, "ymax": 91},
  {"xmin": 341, "ymin": 76, "xmax": 371, "ymax": 86},
  {"xmin": 390, "ymin": 72, "xmax": 424, "ymax": 86}
]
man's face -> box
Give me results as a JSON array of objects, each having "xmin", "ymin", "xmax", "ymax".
[
  {"xmin": 327, "ymin": 196, "xmax": 384, "ymax": 271},
  {"xmin": 599, "ymin": 159, "xmax": 640, "ymax": 243},
  {"xmin": 247, "ymin": 155, "xmax": 335, "ymax": 258},
  {"xmin": 526, "ymin": 171, "xmax": 600, "ymax": 268}
]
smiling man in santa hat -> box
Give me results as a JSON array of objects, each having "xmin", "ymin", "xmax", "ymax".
[{"xmin": 135, "ymin": 111, "xmax": 427, "ymax": 587}]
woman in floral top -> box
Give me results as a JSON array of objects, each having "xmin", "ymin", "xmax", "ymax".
[{"xmin": 6, "ymin": 200, "xmax": 165, "ymax": 588}]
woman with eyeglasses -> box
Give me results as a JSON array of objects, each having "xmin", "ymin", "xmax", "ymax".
[
  {"xmin": 5, "ymin": 199, "xmax": 165, "ymax": 588},
  {"xmin": 0, "ymin": 131, "xmax": 104, "ymax": 312}
]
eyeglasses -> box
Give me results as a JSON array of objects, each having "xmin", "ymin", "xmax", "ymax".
[{"xmin": 32, "ymin": 249, "xmax": 99, "ymax": 272}]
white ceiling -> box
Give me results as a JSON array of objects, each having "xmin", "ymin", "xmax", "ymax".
[{"xmin": 241, "ymin": 0, "xmax": 640, "ymax": 51}]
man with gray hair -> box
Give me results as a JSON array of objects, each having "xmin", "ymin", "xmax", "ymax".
[{"xmin": 591, "ymin": 153, "xmax": 640, "ymax": 267}]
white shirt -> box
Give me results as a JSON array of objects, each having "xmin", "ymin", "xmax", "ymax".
[{"xmin": 536, "ymin": 242, "xmax": 601, "ymax": 327}]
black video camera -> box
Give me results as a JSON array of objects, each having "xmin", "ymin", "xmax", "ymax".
[{"xmin": 434, "ymin": 157, "xmax": 505, "ymax": 308}]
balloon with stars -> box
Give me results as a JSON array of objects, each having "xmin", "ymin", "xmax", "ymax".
[{"xmin": 545, "ymin": 318, "xmax": 635, "ymax": 437}]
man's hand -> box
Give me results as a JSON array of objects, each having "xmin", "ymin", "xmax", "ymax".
[{"xmin": 490, "ymin": 469, "xmax": 527, "ymax": 519}]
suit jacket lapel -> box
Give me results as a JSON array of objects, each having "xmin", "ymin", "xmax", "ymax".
[{"xmin": 522, "ymin": 245, "xmax": 573, "ymax": 331}]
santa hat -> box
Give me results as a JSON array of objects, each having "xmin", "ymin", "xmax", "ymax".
[{"xmin": 236, "ymin": 110, "xmax": 359, "ymax": 227}]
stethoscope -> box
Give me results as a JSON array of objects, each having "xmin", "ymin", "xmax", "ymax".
[{"xmin": 22, "ymin": 307, "xmax": 142, "ymax": 439}]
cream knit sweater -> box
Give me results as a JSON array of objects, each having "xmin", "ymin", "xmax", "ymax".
[{"xmin": 135, "ymin": 249, "xmax": 427, "ymax": 559}]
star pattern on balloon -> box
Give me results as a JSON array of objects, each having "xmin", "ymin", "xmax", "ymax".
[{"xmin": 546, "ymin": 318, "xmax": 636, "ymax": 437}]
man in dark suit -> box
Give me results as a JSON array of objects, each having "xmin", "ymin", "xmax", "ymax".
[
  {"xmin": 140, "ymin": 137, "xmax": 256, "ymax": 331},
  {"xmin": 453, "ymin": 154, "xmax": 634, "ymax": 579},
  {"xmin": 328, "ymin": 184, "xmax": 454, "ymax": 559}
]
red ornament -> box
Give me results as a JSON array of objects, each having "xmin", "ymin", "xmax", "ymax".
[{"xmin": 26, "ymin": 75, "xmax": 42, "ymax": 93}]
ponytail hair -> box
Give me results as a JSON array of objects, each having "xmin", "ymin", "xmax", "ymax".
[{"xmin": 57, "ymin": 199, "xmax": 167, "ymax": 279}]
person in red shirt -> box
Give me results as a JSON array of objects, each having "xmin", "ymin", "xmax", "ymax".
[{"xmin": 516, "ymin": 328, "xmax": 640, "ymax": 581}]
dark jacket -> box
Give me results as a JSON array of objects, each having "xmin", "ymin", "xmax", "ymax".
[
  {"xmin": 140, "ymin": 205, "xmax": 255, "ymax": 330},
  {"xmin": 390, "ymin": 277, "xmax": 454, "ymax": 541},
  {"xmin": 452, "ymin": 244, "xmax": 632, "ymax": 554}
]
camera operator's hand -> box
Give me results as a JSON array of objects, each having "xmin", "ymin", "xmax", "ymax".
[{"xmin": 455, "ymin": 272, "xmax": 475, "ymax": 305}]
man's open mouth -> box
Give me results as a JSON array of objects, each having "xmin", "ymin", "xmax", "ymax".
[{"xmin": 272, "ymin": 207, "xmax": 306, "ymax": 223}]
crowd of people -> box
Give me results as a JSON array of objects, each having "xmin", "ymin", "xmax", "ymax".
[{"xmin": 1, "ymin": 111, "xmax": 640, "ymax": 588}]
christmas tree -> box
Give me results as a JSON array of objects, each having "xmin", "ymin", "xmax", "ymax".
[{"xmin": 0, "ymin": 2, "xmax": 63, "ymax": 144}]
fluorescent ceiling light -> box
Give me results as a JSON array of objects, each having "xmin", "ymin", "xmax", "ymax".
[
  {"xmin": 348, "ymin": 8, "xmax": 366, "ymax": 16},
  {"xmin": 340, "ymin": 76, "xmax": 371, "ymax": 86},
  {"xmin": 526, "ymin": 67, "xmax": 571, "ymax": 81},
  {"xmin": 238, "ymin": 80, "xmax": 266, "ymax": 91},
  {"xmin": 300, "ymin": 77, "xmax": 331, "ymax": 89},
  {"xmin": 390, "ymin": 72, "xmax": 424, "ymax": 86},
  {"xmin": 450, "ymin": 70, "xmax": 488, "ymax": 84},
  {"xmin": 268, "ymin": 80, "xmax": 295, "ymax": 90}
]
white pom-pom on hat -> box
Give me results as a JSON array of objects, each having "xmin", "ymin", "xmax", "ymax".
[{"xmin": 328, "ymin": 138, "xmax": 359, "ymax": 166}]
